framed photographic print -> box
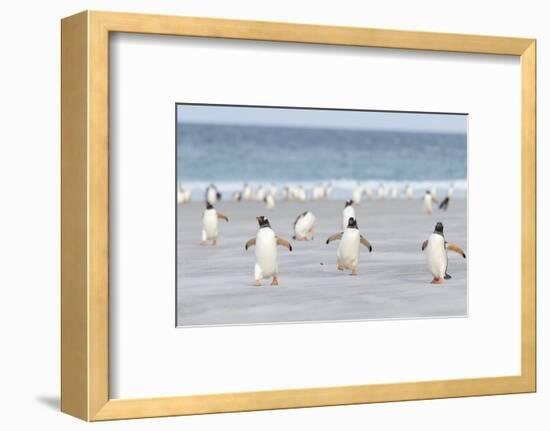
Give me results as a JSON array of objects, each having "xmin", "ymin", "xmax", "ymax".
[{"xmin": 61, "ymin": 11, "xmax": 536, "ymax": 421}]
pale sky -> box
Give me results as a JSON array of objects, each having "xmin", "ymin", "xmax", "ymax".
[{"xmin": 177, "ymin": 104, "xmax": 467, "ymax": 133}]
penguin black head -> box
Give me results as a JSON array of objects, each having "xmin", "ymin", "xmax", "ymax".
[
  {"xmin": 206, "ymin": 202, "xmax": 214, "ymax": 210},
  {"xmin": 425, "ymin": 190, "xmax": 431, "ymax": 194},
  {"xmin": 434, "ymin": 222, "xmax": 444, "ymax": 234},
  {"xmin": 345, "ymin": 199, "xmax": 354, "ymax": 207},
  {"xmin": 347, "ymin": 217, "xmax": 358, "ymax": 229},
  {"xmin": 256, "ymin": 216, "xmax": 271, "ymax": 228}
]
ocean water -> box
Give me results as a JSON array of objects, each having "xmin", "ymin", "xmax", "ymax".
[{"xmin": 177, "ymin": 123, "xmax": 467, "ymax": 199}]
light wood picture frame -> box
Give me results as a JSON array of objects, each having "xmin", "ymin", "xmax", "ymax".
[{"xmin": 61, "ymin": 10, "xmax": 536, "ymax": 421}]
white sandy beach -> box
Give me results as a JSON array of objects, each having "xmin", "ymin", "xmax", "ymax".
[{"xmin": 177, "ymin": 198, "xmax": 467, "ymax": 326}]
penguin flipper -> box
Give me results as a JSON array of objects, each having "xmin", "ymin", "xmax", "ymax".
[
  {"xmin": 245, "ymin": 238, "xmax": 256, "ymax": 250},
  {"xmin": 421, "ymin": 240, "xmax": 428, "ymax": 251},
  {"xmin": 217, "ymin": 212, "xmax": 229, "ymax": 222},
  {"xmin": 360, "ymin": 235, "xmax": 373, "ymax": 252},
  {"xmin": 326, "ymin": 232, "xmax": 343, "ymax": 244},
  {"xmin": 444, "ymin": 273, "xmax": 452, "ymax": 280},
  {"xmin": 276, "ymin": 237, "xmax": 292, "ymax": 252},
  {"xmin": 447, "ymin": 243, "xmax": 466, "ymax": 258}
]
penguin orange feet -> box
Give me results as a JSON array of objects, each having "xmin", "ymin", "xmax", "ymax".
[
  {"xmin": 351, "ymin": 268, "xmax": 358, "ymax": 276},
  {"xmin": 337, "ymin": 263, "xmax": 344, "ymax": 271},
  {"xmin": 212, "ymin": 239, "xmax": 217, "ymax": 246},
  {"xmin": 271, "ymin": 276, "xmax": 279, "ymax": 286},
  {"xmin": 200, "ymin": 240, "xmax": 207, "ymax": 246},
  {"xmin": 255, "ymin": 280, "xmax": 261, "ymax": 287},
  {"xmin": 431, "ymin": 277, "xmax": 444, "ymax": 284}
]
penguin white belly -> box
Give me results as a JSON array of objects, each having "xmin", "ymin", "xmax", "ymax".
[
  {"xmin": 202, "ymin": 210, "xmax": 218, "ymax": 239},
  {"xmin": 177, "ymin": 189, "xmax": 184, "ymax": 204},
  {"xmin": 295, "ymin": 212, "xmax": 315, "ymax": 239},
  {"xmin": 342, "ymin": 207, "xmax": 355, "ymax": 230},
  {"xmin": 265, "ymin": 195, "xmax": 275, "ymax": 209},
  {"xmin": 255, "ymin": 228, "xmax": 278, "ymax": 278},
  {"xmin": 426, "ymin": 234, "xmax": 447, "ymax": 278},
  {"xmin": 424, "ymin": 195, "xmax": 432, "ymax": 213},
  {"xmin": 353, "ymin": 188, "xmax": 363, "ymax": 204},
  {"xmin": 337, "ymin": 230, "xmax": 360, "ymax": 268},
  {"xmin": 207, "ymin": 188, "xmax": 217, "ymax": 205}
]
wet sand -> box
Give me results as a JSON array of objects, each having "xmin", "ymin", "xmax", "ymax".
[{"xmin": 177, "ymin": 198, "xmax": 467, "ymax": 326}]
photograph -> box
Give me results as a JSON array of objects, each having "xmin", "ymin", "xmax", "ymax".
[{"xmin": 176, "ymin": 104, "xmax": 468, "ymax": 326}]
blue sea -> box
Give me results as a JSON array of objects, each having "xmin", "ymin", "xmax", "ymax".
[{"xmin": 177, "ymin": 123, "xmax": 467, "ymax": 199}]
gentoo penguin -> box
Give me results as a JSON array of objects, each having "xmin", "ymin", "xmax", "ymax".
[
  {"xmin": 205, "ymin": 184, "xmax": 221, "ymax": 205},
  {"xmin": 256, "ymin": 186, "xmax": 267, "ymax": 202},
  {"xmin": 421, "ymin": 222, "xmax": 466, "ymax": 284},
  {"xmin": 447, "ymin": 183, "xmax": 455, "ymax": 198},
  {"xmin": 312, "ymin": 184, "xmax": 325, "ymax": 200},
  {"xmin": 296, "ymin": 185, "xmax": 307, "ymax": 202},
  {"xmin": 177, "ymin": 184, "xmax": 191, "ymax": 204},
  {"xmin": 439, "ymin": 196, "xmax": 450, "ymax": 211},
  {"xmin": 378, "ymin": 183, "xmax": 386, "ymax": 200},
  {"xmin": 424, "ymin": 190, "xmax": 439, "ymax": 214},
  {"xmin": 200, "ymin": 202, "xmax": 229, "ymax": 246},
  {"xmin": 245, "ymin": 216, "xmax": 292, "ymax": 286},
  {"xmin": 242, "ymin": 183, "xmax": 252, "ymax": 201},
  {"xmin": 342, "ymin": 199, "xmax": 356, "ymax": 230},
  {"xmin": 232, "ymin": 191, "xmax": 242, "ymax": 202},
  {"xmin": 265, "ymin": 194, "xmax": 275, "ymax": 210},
  {"xmin": 364, "ymin": 186, "xmax": 373, "ymax": 199},
  {"xmin": 391, "ymin": 187, "xmax": 398, "ymax": 200},
  {"xmin": 325, "ymin": 183, "xmax": 333, "ymax": 199},
  {"xmin": 269, "ymin": 184, "xmax": 278, "ymax": 199},
  {"xmin": 281, "ymin": 186, "xmax": 289, "ymax": 200},
  {"xmin": 326, "ymin": 217, "xmax": 372, "ymax": 275},
  {"xmin": 293, "ymin": 211, "xmax": 316, "ymax": 241},
  {"xmin": 405, "ymin": 183, "xmax": 413, "ymax": 199},
  {"xmin": 353, "ymin": 184, "xmax": 364, "ymax": 205}
]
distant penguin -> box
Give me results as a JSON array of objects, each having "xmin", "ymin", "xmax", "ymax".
[
  {"xmin": 421, "ymin": 222, "xmax": 466, "ymax": 284},
  {"xmin": 177, "ymin": 187, "xmax": 185, "ymax": 204},
  {"xmin": 177, "ymin": 184, "xmax": 191, "ymax": 204},
  {"xmin": 232, "ymin": 191, "xmax": 242, "ymax": 202},
  {"xmin": 269, "ymin": 184, "xmax": 278, "ymax": 199},
  {"xmin": 245, "ymin": 216, "xmax": 292, "ymax": 286},
  {"xmin": 205, "ymin": 184, "xmax": 221, "ymax": 205},
  {"xmin": 281, "ymin": 186, "xmax": 289, "ymax": 200},
  {"xmin": 405, "ymin": 183, "xmax": 413, "ymax": 199},
  {"xmin": 353, "ymin": 184, "xmax": 364, "ymax": 205},
  {"xmin": 424, "ymin": 190, "xmax": 439, "ymax": 214},
  {"xmin": 297, "ymin": 185, "xmax": 307, "ymax": 202},
  {"xmin": 242, "ymin": 184, "xmax": 252, "ymax": 201},
  {"xmin": 325, "ymin": 183, "xmax": 333, "ymax": 199},
  {"xmin": 326, "ymin": 217, "xmax": 372, "ymax": 275},
  {"xmin": 342, "ymin": 199, "xmax": 356, "ymax": 230},
  {"xmin": 200, "ymin": 202, "xmax": 229, "ymax": 246},
  {"xmin": 447, "ymin": 183, "xmax": 455, "ymax": 198},
  {"xmin": 391, "ymin": 187, "xmax": 398, "ymax": 200},
  {"xmin": 378, "ymin": 183, "xmax": 387, "ymax": 200},
  {"xmin": 256, "ymin": 186, "xmax": 267, "ymax": 202},
  {"xmin": 265, "ymin": 194, "xmax": 275, "ymax": 210},
  {"xmin": 364, "ymin": 186, "xmax": 373, "ymax": 199},
  {"xmin": 293, "ymin": 211, "xmax": 316, "ymax": 241},
  {"xmin": 312, "ymin": 184, "xmax": 325, "ymax": 200},
  {"xmin": 439, "ymin": 196, "xmax": 450, "ymax": 211}
]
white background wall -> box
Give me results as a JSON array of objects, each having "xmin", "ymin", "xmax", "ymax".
[{"xmin": 0, "ymin": 0, "xmax": 545, "ymax": 429}]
